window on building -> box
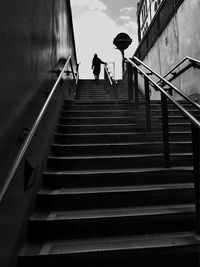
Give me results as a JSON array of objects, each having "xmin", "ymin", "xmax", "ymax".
[
  {"xmin": 154, "ymin": 2, "xmax": 158, "ymax": 12},
  {"xmin": 145, "ymin": 0, "xmax": 147, "ymax": 13}
]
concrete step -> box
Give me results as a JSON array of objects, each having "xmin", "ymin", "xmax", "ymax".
[
  {"xmin": 54, "ymin": 131, "xmax": 191, "ymax": 144},
  {"xmin": 56, "ymin": 122, "xmax": 191, "ymax": 133},
  {"xmin": 47, "ymin": 153, "xmax": 192, "ymax": 171},
  {"xmin": 18, "ymin": 232, "xmax": 199, "ymax": 267},
  {"xmin": 50, "ymin": 141, "xmax": 192, "ymax": 156},
  {"xmin": 60, "ymin": 109, "xmax": 200, "ymax": 117},
  {"xmin": 43, "ymin": 167, "xmax": 194, "ymax": 189},
  {"xmin": 36, "ymin": 183, "xmax": 194, "ymax": 211},
  {"xmin": 28, "ymin": 204, "xmax": 195, "ymax": 239},
  {"xmin": 58, "ymin": 115, "xmax": 198, "ymax": 125},
  {"xmin": 62, "ymin": 103, "xmax": 199, "ymax": 111}
]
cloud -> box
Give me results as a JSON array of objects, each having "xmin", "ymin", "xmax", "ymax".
[
  {"xmin": 119, "ymin": 15, "xmax": 131, "ymax": 22},
  {"xmin": 120, "ymin": 7, "xmax": 135, "ymax": 13},
  {"xmin": 119, "ymin": 6, "xmax": 137, "ymax": 21},
  {"xmin": 71, "ymin": 0, "xmax": 107, "ymax": 18},
  {"xmin": 118, "ymin": 6, "xmax": 138, "ymax": 52}
]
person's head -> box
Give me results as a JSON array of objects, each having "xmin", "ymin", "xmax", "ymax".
[{"xmin": 94, "ymin": 53, "xmax": 98, "ymax": 58}]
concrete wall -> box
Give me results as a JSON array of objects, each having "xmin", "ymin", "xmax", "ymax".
[
  {"xmin": 0, "ymin": 1, "xmax": 77, "ymax": 266},
  {"xmin": 139, "ymin": 0, "xmax": 200, "ymax": 100}
]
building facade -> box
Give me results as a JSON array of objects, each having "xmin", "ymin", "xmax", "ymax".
[
  {"xmin": 137, "ymin": 0, "xmax": 164, "ymax": 41},
  {"xmin": 135, "ymin": 0, "xmax": 200, "ymax": 100}
]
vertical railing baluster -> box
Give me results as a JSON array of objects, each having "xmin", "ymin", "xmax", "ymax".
[
  {"xmin": 127, "ymin": 63, "xmax": 134, "ymax": 101},
  {"xmin": 70, "ymin": 59, "xmax": 76, "ymax": 80},
  {"xmin": 191, "ymin": 123, "xmax": 200, "ymax": 234},
  {"xmin": 144, "ymin": 77, "xmax": 151, "ymax": 131},
  {"xmin": 161, "ymin": 93, "xmax": 170, "ymax": 168},
  {"xmin": 134, "ymin": 67, "xmax": 139, "ymax": 106}
]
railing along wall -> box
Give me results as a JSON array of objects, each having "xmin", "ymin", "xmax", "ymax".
[
  {"xmin": 126, "ymin": 56, "xmax": 200, "ymax": 234},
  {"xmin": 0, "ymin": 56, "xmax": 79, "ymax": 203},
  {"xmin": 135, "ymin": 0, "xmax": 184, "ymax": 60},
  {"xmin": 158, "ymin": 57, "xmax": 200, "ymax": 85}
]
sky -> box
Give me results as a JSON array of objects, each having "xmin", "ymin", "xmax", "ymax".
[{"xmin": 71, "ymin": 0, "xmax": 139, "ymax": 79}]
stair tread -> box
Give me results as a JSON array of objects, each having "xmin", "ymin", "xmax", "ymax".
[
  {"xmin": 51, "ymin": 141, "xmax": 191, "ymax": 147},
  {"xmin": 31, "ymin": 203, "xmax": 195, "ymax": 221},
  {"xmin": 60, "ymin": 115, "xmax": 192, "ymax": 119},
  {"xmin": 48, "ymin": 152, "xmax": 192, "ymax": 160},
  {"xmin": 20, "ymin": 232, "xmax": 198, "ymax": 256},
  {"xmin": 55, "ymin": 131, "xmax": 191, "ymax": 136},
  {"xmin": 38, "ymin": 183, "xmax": 193, "ymax": 195},
  {"xmin": 57, "ymin": 123, "xmax": 147, "ymax": 127},
  {"xmin": 43, "ymin": 166, "xmax": 193, "ymax": 175},
  {"xmin": 57, "ymin": 122, "xmax": 190, "ymax": 126},
  {"xmin": 63, "ymin": 109, "xmax": 199, "ymax": 112}
]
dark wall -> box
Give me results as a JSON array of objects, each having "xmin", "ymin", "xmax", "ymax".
[
  {"xmin": 0, "ymin": 0, "xmax": 76, "ymax": 185},
  {"xmin": 0, "ymin": 1, "xmax": 77, "ymax": 266}
]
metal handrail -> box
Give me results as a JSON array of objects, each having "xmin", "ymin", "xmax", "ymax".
[
  {"xmin": 126, "ymin": 57, "xmax": 200, "ymax": 129},
  {"xmin": 160, "ymin": 56, "xmax": 200, "ymax": 83},
  {"xmin": 0, "ymin": 56, "xmax": 72, "ymax": 203},
  {"xmin": 126, "ymin": 57, "xmax": 200, "ymax": 234},
  {"xmin": 104, "ymin": 64, "xmax": 113, "ymax": 86},
  {"xmin": 132, "ymin": 56, "xmax": 200, "ymax": 111}
]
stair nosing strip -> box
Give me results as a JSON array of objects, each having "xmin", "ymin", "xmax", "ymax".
[
  {"xmin": 38, "ymin": 182, "xmax": 194, "ymax": 195},
  {"xmin": 48, "ymin": 152, "xmax": 192, "ymax": 160},
  {"xmin": 31, "ymin": 204, "xmax": 195, "ymax": 221},
  {"xmin": 43, "ymin": 166, "xmax": 193, "ymax": 175}
]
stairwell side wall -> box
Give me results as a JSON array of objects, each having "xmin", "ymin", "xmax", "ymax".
[
  {"xmin": 0, "ymin": 1, "xmax": 77, "ymax": 267},
  {"xmin": 136, "ymin": 0, "xmax": 200, "ymax": 101}
]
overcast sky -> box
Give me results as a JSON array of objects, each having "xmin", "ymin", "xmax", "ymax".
[{"xmin": 71, "ymin": 0, "xmax": 139, "ymax": 79}]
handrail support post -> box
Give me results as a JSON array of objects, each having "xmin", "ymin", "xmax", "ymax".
[
  {"xmin": 134, "ymin": 67, "xmax": 139, "ymax": 105},
  {"xmin": 144, "ymin": 77, "xmax": 151, "ymax": 131},
  {"xmin": 161, "ymin": 94, "xmax": 170, "ymax": 168},
  {"xmin": 70, "ymin": 59, "xmax": 76, "ymax": 81},
  {"xmin": 191, "ymin": 123, "xmax": 200, "ymax": 234},
  {"xmin": 127, "ymin": 63, "xmax": 134, "ymax": 102}
]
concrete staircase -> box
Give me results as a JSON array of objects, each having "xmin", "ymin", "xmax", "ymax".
[
  {"xmin": 76, "ymin": 79, "xmax": 111, "ymax": 101},
  {"xmin": 18, "ymin": 81, "xmax": 200, "ymax": 266}
]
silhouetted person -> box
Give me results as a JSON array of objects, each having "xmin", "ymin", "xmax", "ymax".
[{"xmin": 92, "ymin": 54, "xmax": 105, "ymax": 80}]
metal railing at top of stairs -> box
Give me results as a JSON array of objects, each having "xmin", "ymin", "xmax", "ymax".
[
  {"xmin": 104, "ymin": 63, "xmax": 114, "ymax": 86},
  {"xmin": 158, "ymin": 56, "xmax": 200, "ymax": 84},
  {"xmin": 126, "ymin": 56, "xmax": 200, "ymax": 234},
  {"xmin": 0, "ymin": 55, "xmax": 78, "ymax": 204},
  {"xmin": 75, "ymin": 63, "xmax": 80, "ymax": 86}
]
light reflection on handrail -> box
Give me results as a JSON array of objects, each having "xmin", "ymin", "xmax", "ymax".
[{"xmin": 0, "ymin": 56, "xmax": 72, "ymax": 203}]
